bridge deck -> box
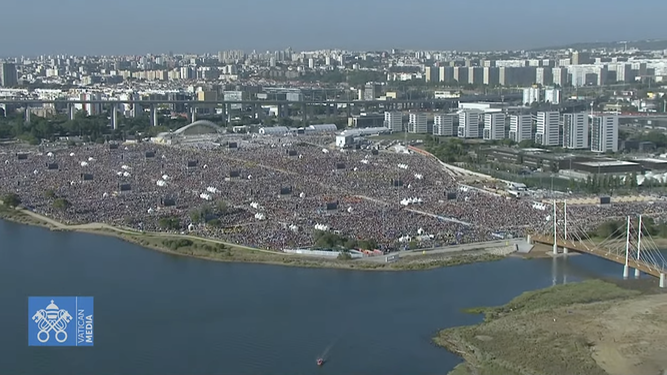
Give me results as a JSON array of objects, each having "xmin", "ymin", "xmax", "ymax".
[{"xmin": 531, "ymin": 234, "xmax": 665, "ymax": 278}]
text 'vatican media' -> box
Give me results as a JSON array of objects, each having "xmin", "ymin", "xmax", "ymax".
[{"xmin": 28, "ymin": 296, "xmax": 94, "ymax": 347}]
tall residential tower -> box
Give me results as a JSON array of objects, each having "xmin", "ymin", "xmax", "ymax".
[
  {"xmin": 591, "ymin": 115, "xmax": 619, "ymax": 153},
  {"xmin": 562, "ymin": 112, "xmax": 588, "ymax": 149}
]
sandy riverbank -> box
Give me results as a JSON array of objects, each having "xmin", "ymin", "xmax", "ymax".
[
  {"xmin": 0, "ymin": 205, "xmax": 509, "ymax": 271},
  {"xmin": 434, "ymin": 279, "xmax": 667, "ymax": 375}
]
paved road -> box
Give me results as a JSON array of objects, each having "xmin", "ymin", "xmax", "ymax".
[{"xmin": 359, "ymin": 238, "xmax": 527, "ymax": 262}]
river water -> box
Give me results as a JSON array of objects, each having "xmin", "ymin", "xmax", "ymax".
[{"xmin": 0, "ymin": 220, "xmax": 639, "ymax": 375}]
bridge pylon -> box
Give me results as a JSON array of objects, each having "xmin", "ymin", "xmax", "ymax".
[
  {"xmin": 548, "ymin": 199, "xmax": 571, "ymax": 256},
  {"xmin": 534, "ymin": 206, "xmax": 667, "ymax": 287}
]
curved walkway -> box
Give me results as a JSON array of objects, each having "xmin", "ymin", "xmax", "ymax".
[{"xmin": 17, "ymin": 208, "xmax": 277, "ymax": 254}]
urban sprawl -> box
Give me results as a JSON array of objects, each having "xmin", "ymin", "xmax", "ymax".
[{"xmin": 2, "ymin": 43, "xmax": 667, "ymax": 253}]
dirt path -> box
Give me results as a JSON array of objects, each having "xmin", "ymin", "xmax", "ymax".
[{"xmin": 18, "ymin": 208, "xmax": 276, "ymax": 254}]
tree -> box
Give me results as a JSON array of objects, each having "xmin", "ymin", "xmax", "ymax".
[
  {"xmin": 158, "ymin": 216, "xmax": 181, "ymax": 230},
  {"xmin": 596, "ymin": 221, "xmax": 623, "ymax": 238},
  {"xmin": 629, "ymin": 173, "xmax": 638, "ymax": 188},
  {"xmin": 337, "ymin": 251, "xmax": 352, "ymax": 260},
  {"xmin": 1, "ymin": 193, "xmax": 21, "ymax": 208},
  {"xmin": 215, "ymin": 200, "xmax": 228, "ymax": 214},
  {"xmin": 206, "ymin": 219, "xmax": 221, "ymax": 227},
  {"xmin": 52, "ymin": 198, "xmax": 72, "ymax": 210},
  {"xmin": 518, "ymin": 140, "xmax": 536, "ymax": 148}
]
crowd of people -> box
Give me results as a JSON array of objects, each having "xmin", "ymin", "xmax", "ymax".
[{"xmin": 2, "ymin": 134, "xmax": 666, "ymax": 252}]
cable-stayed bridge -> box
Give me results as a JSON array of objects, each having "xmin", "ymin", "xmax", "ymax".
[{"xmin": 529, "ymin": 200, "xmax": 667, "ymax": 288}]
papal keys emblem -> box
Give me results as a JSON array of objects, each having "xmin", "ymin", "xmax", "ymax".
[{"xmin": 32, "ymin": 300, "xmax": 73, "ymax": 343}]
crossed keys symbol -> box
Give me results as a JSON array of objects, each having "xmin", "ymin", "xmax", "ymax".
[{"xmin": 32, "ymin": 309, "xmax": 73, "ymax": 343}]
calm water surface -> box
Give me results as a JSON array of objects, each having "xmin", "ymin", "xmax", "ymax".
[{"xmin": 0, "ymin": 220, "xmax": 634, "ymax": 375}]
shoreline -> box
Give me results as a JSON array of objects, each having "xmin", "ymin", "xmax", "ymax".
[
  {"xmin": 433, "ymin": 279, "xmax": 667, "ymax": 375},
  {"xmin": 0, "ymin": 205, "xmax": 509, "ymax": 271}
]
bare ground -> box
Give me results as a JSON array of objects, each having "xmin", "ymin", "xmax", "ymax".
[{"xmin": 435, "ymin": 280, "xmax": 667, "ymax": 375}]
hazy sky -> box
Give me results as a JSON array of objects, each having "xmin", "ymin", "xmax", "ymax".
[{"xmin": 2, "ymin": 0, "xmax": 666, "ymax": 56}]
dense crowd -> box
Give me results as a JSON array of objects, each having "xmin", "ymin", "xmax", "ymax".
[{"xmin": 2, "ymin": 135, "xmax": 666, "ymax": 251}]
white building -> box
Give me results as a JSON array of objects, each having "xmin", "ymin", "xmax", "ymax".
[
  {"xmin": 306, "ymin": 124, "xmax": 338, "ymax": 133},
  {"xmin": 568, "ymin": 65, "xmax": 608, "ymax": 87},
  {"xmin": 335, "ymin": 134, "xmax": 353, "ymax": 148},
  {"xmin": 79, "ymin": 92, "xmax": 102, "ymax": 116},
  {"xmin": 562, "ymin": 112, "xmax": 588, "ymax": 149},
  {"xmin": 544, "ymin": 88, "xmax": 561, "ymax": 104},
  {"xmin": 509, "ymin": 115, "xmax": 533, "ymax": 142},
  {"xmin": 483, "ymin": 113, "xmax": 505, "ymax": 140},
  {"xmin": 535, "ymin": 111, "xmax": 560, "ymax": 146},
  {"xmin": 408, "ymin": 112, "xmax": 427, "ymax": 134},
  {"xmin": 259, "ymin": 126, "xmax": 289, "ymax": 135},
  {"xmin": 522, "ymin": 87, "xmax": 541, "ymax": 106},
  {"xmin": 433, "ymin": 114, "xmax": 455, "ymax": 136},
  {"xmin": 457, "ymin": 109, "xmax": 481, "ymax": 138},
  {"xmin": 223, "ymin": 91, "xmax": 243, "ymax": 110},
  {"xmin": 384, "ymin": 111, "xmax": 403, "ymax": 132},
  {"xmin": 552, "ymin": 67, "xmax": 568, "ymax": 86},
  {"xmin": 591, "ymin": 115, "xmax": 619, "ymax": 153}
]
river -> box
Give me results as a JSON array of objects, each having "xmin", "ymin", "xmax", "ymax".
[{"xmin": 0, "ymin": 219, "xmax": 634, "ymax": 375}]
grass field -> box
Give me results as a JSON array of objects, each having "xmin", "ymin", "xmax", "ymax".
[{"xmin": 434, "ymin": 280, "xmax": 667, "ymax": 375}]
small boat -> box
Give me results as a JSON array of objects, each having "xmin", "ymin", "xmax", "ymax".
[{"xmin": 317, "ymin": 358, "xmax": 324, "ymax": 366}]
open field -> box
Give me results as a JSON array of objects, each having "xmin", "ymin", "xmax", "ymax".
[
  {"xmin": 0, "ymin": 205, "xmax": 507, "ymax": 271},
  {"xmin": 434, "ymin": 279, "xmax": 667, "ymax": 375}
]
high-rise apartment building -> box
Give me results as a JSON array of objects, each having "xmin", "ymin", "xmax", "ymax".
[
  {"xmin": 571, "ymin": 51, "xmax": 591, "ymax": 65},
  {"xmin": 544, "ymin": 88, "xmax": 561, "ymax": 104},
  {"xmin": 562, "ymin": 113, "xmax": 588, "ymax": 149},
  {"xmin": 424, "ymin": 66, "xmax": 439, "ymax": 82},
  {"xmin": 591, "ymin": 115, "xmax": 619, "ymax": 153},
  {"xmin": 482, "ymin": 113, "xmax": 505, "ymax": 140},
  {"xmin": 408, "ymin": 112, "xmax": 427, "ymax": 134},
  {"xmin": 535, "ymin": 111, "xmax": 560, "ymax": 146},
  {"xmin": 0, "ymin": 63, "xmax": 18, "ymax": 87},
  {"xmin": 79, "ymin": 93, "xmax": 102, "ymax": 116},
  {"xmin": 457, "ymin": 110, "xmax": 481, "ymax": 138},
  {"xmin": 552, "ymin": 67, "xmax": 568, "ymax": 86},
  {"xmin": 509, "ymin": 115, "xmax": 533, "ymax": 142},
  {"xmin": 363, "ymin": 83, "xmax": 378, "ymax": 101},
  {"xmin": 522, "ymin": 87, "xmax": 541, "ymax": 106},
  {"xmin": 468, "ymin": 66, "xmax": 483, "ymax": 85},
  {"xmin": 535, "ymin": 67, "xmax": 553, "ymax": 86},
  {"xmin": 438, "ymin": 66, "xmax": 453, "ymax": 83},
  {"xmin": 384, "ymin": 111, "xmax": 403, "ymax": 132},
  {"xmin": 482, "ymin": 67, "xmax": 499, "ymax": 86},
  {"xmin": 433, "ymin": 114, "xmax": 455, "ymax": 136}
]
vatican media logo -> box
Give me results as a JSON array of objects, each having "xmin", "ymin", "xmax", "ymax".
[{"xmin": 28, "ymin": 297, "xmax": 94, "ymax": 347}]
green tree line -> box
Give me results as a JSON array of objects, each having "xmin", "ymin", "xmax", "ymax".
[
  {"xmin": 313, "ymin": 230, "xmax": 378, "ymax": 251},
  {"xmin": 0, "ymin": 111, "xmax": 190, "ymax": 145},
  {"xmin": 594, "ymin": 217, "xmax": 667, "ymax": 239}
]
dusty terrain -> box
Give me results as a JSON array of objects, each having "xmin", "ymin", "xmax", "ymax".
[
  {"xmin": 435, "ymin": 280, "xmax": 667, "ymax": 375},
  {"xmin": 588, "ymin": 293, "xmax": 667, "ymax": 375}
]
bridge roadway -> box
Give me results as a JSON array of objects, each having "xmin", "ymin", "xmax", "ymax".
[
  {"xmin": 531, "ymin": 234, "xmax": 665, "ymax": 279},
  {"xmin": 0, "ymin": 93, "xmax": 522, "ymax": 106}
]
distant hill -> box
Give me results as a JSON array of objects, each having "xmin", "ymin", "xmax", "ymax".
[{"xmin": 528, "ymin": 38, "xmax": 667, "ymax": 52}]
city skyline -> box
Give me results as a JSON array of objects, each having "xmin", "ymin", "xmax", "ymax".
[{"xmin": 2, "ymin": 0, "xmax": 667, "ymax": 56}]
